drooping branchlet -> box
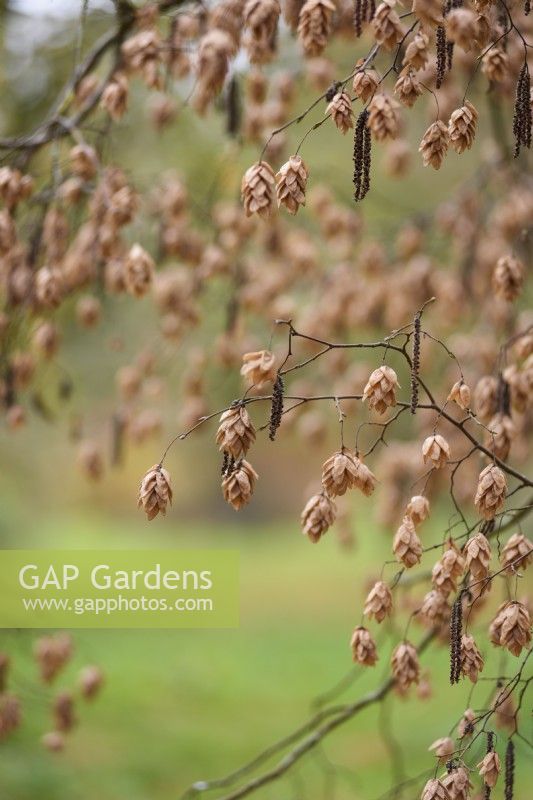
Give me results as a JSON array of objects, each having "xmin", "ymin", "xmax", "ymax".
[{"xmin": 268, "ymin": 373, "xmax": 284, "ymax": 441}]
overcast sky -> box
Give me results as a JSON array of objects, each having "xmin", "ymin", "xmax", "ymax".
[{"xmin": 11, "ymin": 0, "xmax": 113, "ymax": 18}]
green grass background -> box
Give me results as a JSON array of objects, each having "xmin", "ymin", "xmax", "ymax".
[{"xmin": 1, "ymin": 506, "xmax": 532, "ymax": 800}]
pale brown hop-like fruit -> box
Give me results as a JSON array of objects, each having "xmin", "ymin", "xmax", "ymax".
[
  {"xmin": 405, "ymin": 495, "xmax": 430, "ymax": 525},
  {"xmin": 489, "ymin": 600, "xmax": 532, "ymax": 657},
  {"xmin": 349, "ymin": 456, "xmax": 376, "ymax": 496},
  {"xmin": 403, "ymin": 30, "xmax": 429, "ymax": 70},
  {"xmin": 441, "ymin": 767, "xmax": 472, "ymax": 800},
  {"xmin": 53, "ymin": 691, "xmax": 76, "ymax": 732},
  {"xmin": 216, "ymin": 404, "xmax": 256, "ymax": 459},
  {"xmin": 79, "ymin": 665, "xmax": 104, "ymax": 700},
  {"xmin": 428, "ymin": 736, "xmax": 454, "ymax": 763},
  {"xmin": 76, "ymin": 441, "xmax": 104, "ymax": 482},
  {"xmin": 372, "ymin": 0, "xmax": 405, "ymax": 50},
  {"xmin": 445, "ymin": 8, "xmax": 478, "ymax": 51},
  {"xmin": 486, "ymin": 412, "xmax": 515, "ymax": 461},
  {"xmin": 243, "ymin": 0, "xmax": 281, "ymax": 64},
  {"xmin": 474, "ymin": 464, "xmax": 506, "ymax": 520},
  {"xmin": 419, "ymin": 590, "xmax": 450, "ymax": 627},
  {"xmin": 474, "ymin": 375, "xmax": 498, "ymax": 422},
  {"xmin": 412, "ymin": 0, "xmax": 443, "ymax": 27},
  {"xmin": 501, "ymin": 532, "xmax": 533, "ymax": 574},
  {"xmin": 34, "ymin": 634, "xmax": 73, "ymax": 683},
  {"xmin": 364, "ymin": 580, "xmax": 393, "ymax": 623},
  {"xmin": 222, "ymin": 459, "xmax": 259, "ymax": 510},
  {"xmin": 124, "ymin": 243, "xmax": 154, "ymax": 298},
  {"xmin": 420, "ymin": 778, "xmax": 451, "ymax": 800},
  {"xmin": 101, "ymin": 71, "xmax": 129, "ymax": 120},
  {"xmin": 448, "ymin": 101, "xmax": 478, "ymax": 154},
  {"xmin": 393, "ymin": 515, "xmax": 422, "ymax": 568},
  {"xmin": 35, "ymin": 266, "xmax": 64, "ymax": 309},
  {"xmin": 276, "ymin": 155, "xmax": 308, "ymax": 215},
  {"xmin": 482, "ymin": 45, "xmax": 508, "ymax": 82},
  {"xmin": 0, "ymin": 693, "xmax": 21, "ymax": 739},
  {"xmin": 367, "ymin": 93, "xmax": 400, "ymax": 141},
  {"xmin": 422, "ymin": 434, "xmax": 450, "ymax": 469},
  {"xmin": 297, "ymin": 0, "xmax": 336, "ymax": 56},
  {"xmin": 321, "ymin": 448, "xmax": 359, "ymax": 496},
  {"xmin": 460, "ymin": 634, "xmax": 484, "ymax": 682},
  {"xmin": 394, "ymin": 68, "xmax": 422, "ymax": 108},
  {"xmin": 477, "ymin": 750, "xmax": 500, "ymax": 788},
  {"xmin": 431, "ymin": 540, "xmax": 464, "ymax": 596},
  {"xmin": 419, "ymin": 121, "xmax": 449, "ymax": 170},
  {"xmin": 138, "ymin": 465, "xmax": 173, "ymax": 521},
  {"xmin": 240, "ymin": 349, "xmax": 277, "ymax": 388},
  {"xmin": 301, "ymin": 492, "xmax": 336, "ymax": 542},
  {"xmin": 241, "ymin": 161, "xmax": 276, "ymax": 219},
  {"xmin": 326, "ymin": 91, "xmax": 354, "ymax": 134},
  {"xmin": 353, "ymin": 68, "xmax": 379, "ymax": 102},
  {"xmin": 492, "ymin": 254, "xmax": 524, "ymax": 302},
  {"xmin": 350, "ymin": 626, "xmax": 378, "ymax": 666},
  {"xmin": 42, "ymin": 731, "xmax": 65, "ymax": 752},
  {"xmin": 464, "ymin": 532, "xmax": 491, "ymax": 581},
  {"xmin": 391, "ymin": 640, "xmax": 420, "ymax": 690},
  {"xmin": 362, "ymin": 365, "xmax": 399, "ymax": 414},
  {"xmin": 447, "ymin": 380, "xmax": 471, "ymax": 410}
]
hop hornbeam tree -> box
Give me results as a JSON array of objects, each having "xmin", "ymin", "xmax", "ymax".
[{"xmin": 0, "ymin": 0, "xmax": 532, "ymax": 795}]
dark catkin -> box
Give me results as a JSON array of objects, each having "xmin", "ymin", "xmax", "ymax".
[
  {"xmin": 354, "ymin": 0, "xmax": 364, "ymax": 36},
  {"xmin": 325, "ymin": 81, "xmax": 341, "ymax": 102},
  {"xmin": 497, "ymin": 372, "xmax": 511, "ymax": 416},
  {"xmin": 446, "ymin": 41, "xmax": 454, "ymax": 72},
  {"xmin": 353, "ymin": 0, "xmax": 375, "ymax": 36},
  {"xmin": 226, "ymin": 75, "xmax": 241, "ymax": 138},
  {"xmin": 436, "ymin": 26, "xmax": 447, "ymax": 89},
  {"xmin": 513, "ymin": 63, "xmax": 532, "ymax": 158},
  {"xmin": 505, "ymin": 740, "xmax": 515, "ymax": 800},
  {"xmin": 410, "ymin": 312, "xmax": 421, "ymax": 414},
  {"xmin": 221, "ymin": 450, "xmax": 229, "ymax": 476},
  {"xmin": 450, "ymin": 593, "xmax": 463, "ymax": 685},
  {"xmin": 269, "ymin": 373, "xmax": 284, "ymax": 441},
  {"xmin": 222, "ymin": 452, "xmax": 235, "ymax": 477},
  {"xmin": 353, "ymin": 110, "xmax": 371, "ymax": 202}
]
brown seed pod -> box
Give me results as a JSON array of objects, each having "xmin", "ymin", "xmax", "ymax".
[
  {"xmin": 489, "ymin": 600, "xmax": 532, "ymax": 657},
  {"xmin": 222, "ymin": 459, "xmax": 259, "ymax": 510},
  {"xmin": 478, "ymin": 750, "xmax": 501, "ymax": 788},
  {"xmin": 363, "ymin": 580, "xmax": 393, "ymax": 623},
  {"xmin": 350, "ymin": 626, "xmax": 378, "ymax": 666},
  {"xmin": 326, "ymin": 92, "xmax": 354, "ymax": 133},
  {"xmin": 422, "ymin": 434, "xmax": 450, "ymax": 469},
  {"xmin": 391, "ymin": 640, "xmax": 420, "ymax": 690},
  {"xmin": 138, "ymin": 465, "xmax": 173, "ymax": 520},
  {"xmin": 362, "ymin": 365, "xmax": 399, "ymax": 414},
  {"xmin": 297, "ymin": 0, "xmax": 336, "ymax": 57},
  {"xmin": 241, "ymin": 161, "xmax": 276, "ymax": 219},
  {"xmin": 240, "ymin": 349, "xmax": 277, "ymax": 388},
  {"xmin": 301, "ymin": 492, "xmax": 336, "ymax": 542},
  {"xmin": 460, "ymin": 633, "xmax": 484, "ymax": 682},
  {"xmin": 276, "ymin": 155, "xmax": 309, "ymax": 215},
  {"xmin": 216, "ymin": 404, "xmax": 256, "ymax": 459},
  {"xmin": 474, "ymin": 464, "xmax": 506, "ymax": 520}
]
